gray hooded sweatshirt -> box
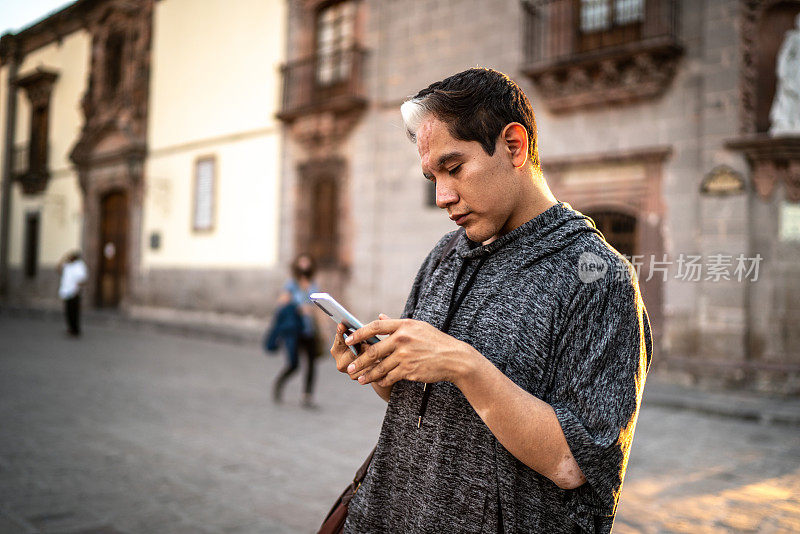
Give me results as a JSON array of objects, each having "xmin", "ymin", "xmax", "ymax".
[{"xmin": 344, "ymin": 202, "xmax": 653, "ymax": 533}]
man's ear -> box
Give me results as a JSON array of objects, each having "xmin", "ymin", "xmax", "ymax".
[{"xmin": 501, "ymin": 123, "xmax": 529, "ymax": 169}]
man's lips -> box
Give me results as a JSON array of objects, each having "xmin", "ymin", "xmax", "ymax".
[{"xmin": 450, "ymin": 213, "xmax": 470, "ymax": 225}]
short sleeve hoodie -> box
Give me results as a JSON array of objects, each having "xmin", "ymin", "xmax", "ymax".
[{"xmin": 344, "ymin": 202, "xmax": 653, "ymax": 534}]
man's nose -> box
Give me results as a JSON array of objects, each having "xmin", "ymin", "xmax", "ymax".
[{"xmin": 435, "ymin": 181, "xmax": 459, "ymax": 209}]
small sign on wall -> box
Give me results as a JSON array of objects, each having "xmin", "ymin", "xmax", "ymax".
[
  {"xmin": 150, "ymin": 232, "xmax": 162, "ymax": 250},
  {"xmin": 700, "ymin": 165, "xmax": 745, "ymax": 196}
]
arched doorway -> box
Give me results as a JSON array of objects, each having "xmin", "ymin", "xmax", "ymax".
[
  {"xmin": 97, "ymin": 190, "xmax": 128, "ymax": 307},
  {"xmin": 586, "ymin": 210, "xmax": 638, "ymax": 257}
]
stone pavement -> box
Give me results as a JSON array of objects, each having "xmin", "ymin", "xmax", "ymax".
[{"xmin": 0, "ymin": 315, "xmax": 798, "ymax": 533}]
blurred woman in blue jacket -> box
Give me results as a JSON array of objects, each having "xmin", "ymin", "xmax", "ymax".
[{"xmin": 271, "ymin": 253, "xmax": 321, "ymax": 408}]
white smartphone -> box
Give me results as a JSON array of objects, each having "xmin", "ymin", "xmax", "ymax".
[{"xmin": 310, "ymin": 292, "xmax": 381, "ymax": 355}]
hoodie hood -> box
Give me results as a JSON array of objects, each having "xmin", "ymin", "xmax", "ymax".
[{"xmin": 455, "ymin": 201, "xmax": 604, "ymax": 262}]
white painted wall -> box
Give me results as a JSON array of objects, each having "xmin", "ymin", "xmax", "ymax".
[{"xmin": 144, "ymin": 0, "xmax": 286, "ymax": 269}]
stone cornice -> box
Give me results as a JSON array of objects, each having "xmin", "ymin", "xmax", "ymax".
[
  {"xmin": 14, "ymin": 69, "xmax": 59, "ymax": 108},
  {"xmin": 523, "ymin": 38, "xmax": 684, "ymax": 113},
  {"xmin": 726, "ymin": 134, "xmax": 800, "ymax": 202},
  {"xmin": 543, "ymin": 145, "xmax": 673, "ymax": 170},
  {"xmin": 0, "ymin": 0, "xmax": 100, "ymax": 65}
]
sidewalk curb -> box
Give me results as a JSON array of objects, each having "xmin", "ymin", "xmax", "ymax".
[{"xmin": 642, "ymin": 382, "xmax": 800, "ymax": 427}]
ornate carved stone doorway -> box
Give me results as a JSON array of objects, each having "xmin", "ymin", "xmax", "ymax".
[{"xmin": 68, "ymin": 0, "xmax": 152, "ymax": 310}]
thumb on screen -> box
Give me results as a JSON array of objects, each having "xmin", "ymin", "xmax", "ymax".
[{"xmin": 378, "ymin": 313, "xmax": 391, "ymax": 320}]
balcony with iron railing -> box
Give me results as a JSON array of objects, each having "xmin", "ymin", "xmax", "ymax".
[
  {"xmin": 521, "ymin": 0, "xmax": 683, "ymax": 112},
  {"xmin": 277, "ymin": 46, "xmax": 368, "ymax": 122},
  {"xmin": 13, "ymin": 143, "xmax": 51, "ymax": 195}
]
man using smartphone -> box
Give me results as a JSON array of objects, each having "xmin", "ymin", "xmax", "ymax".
[{"xmin": 330, "ymin": 68, "xmax": 652, "ymax": 534}]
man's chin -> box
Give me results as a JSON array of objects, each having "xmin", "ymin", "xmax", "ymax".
[{"xmin": 464, "ymin": 226, "xmax": 496, "ymax": 245}]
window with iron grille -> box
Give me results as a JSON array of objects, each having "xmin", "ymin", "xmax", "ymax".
[
  {"xmin": 523, "ymin": 0, "xmax": 678, "ymax": 66},
  {"xmin": 521, "ymin": 0, "xmax": 681, "ymax": 112},
  {"xmin": 578, "ymin": 0, "xmax": 644, "ymax": 52},
  {"xmin": 580, "ymin": 0, "xmax": 643, "ymax": 31},
  {"xmin": 315, "ymin": 1, "xmax": 355, "ymax": 86}
]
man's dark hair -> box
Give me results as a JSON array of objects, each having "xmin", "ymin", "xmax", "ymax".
[{"xmin": 401, "ymin": 68, "xmax": 540, "ymax": 167}]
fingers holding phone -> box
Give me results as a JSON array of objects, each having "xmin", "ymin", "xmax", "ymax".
[{"xmin": 330, "ymin": 322, "xmax": 357, "ymax": 373}]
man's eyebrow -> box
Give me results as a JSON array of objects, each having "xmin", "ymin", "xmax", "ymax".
[
  {"xmin": 421, "ymin": 151, "xmax": 465, "ymax": 179},
  {"xmin": 437, "ymin": 151, "xmax": 464, "ymax": 168}
]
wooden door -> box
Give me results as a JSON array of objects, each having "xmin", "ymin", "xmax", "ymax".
[
  {"xmin": 97, "ymin": 190, "xmax": 128, "ymax": 307},
  {"xmin": 309, "ymin": 176, "xmax": 339, "ymax": 267}
]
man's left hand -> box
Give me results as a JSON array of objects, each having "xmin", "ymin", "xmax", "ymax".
[{"xmin": 344, "ymin": 317, "xmax": 479, "ymax": 387}]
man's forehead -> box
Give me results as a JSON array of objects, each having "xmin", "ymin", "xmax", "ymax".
[
  {"xmin": 416, "ymin": 117, "xmax": 458, "ymax": 165},
  {"xmin": 415, "ymin": 117, "xmax": 437, "ymax": 154}
]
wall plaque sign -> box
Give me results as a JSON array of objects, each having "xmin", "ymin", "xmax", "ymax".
[{"xmin": 700, "ymin": 165, "xmax": 746, "ymax": 195}]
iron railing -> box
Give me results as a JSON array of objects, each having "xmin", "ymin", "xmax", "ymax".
[
  {"xmin": 12, "ymin": 143, "xmax": 52, "ymax": 176},
  {"xmin": 523, "ymin": 0, "xmax": 679, "ymax": 68},
  {"xmin": 12, "ymin": 144, "xmax": 28, "ymax": 175},
  {"xmin": 279, "ymin": 46, "xmax": 368, "ymax": 120}
]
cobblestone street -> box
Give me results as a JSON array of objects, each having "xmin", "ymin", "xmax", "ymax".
[{"xmin": 1, "ymin": 315, "xmax": 798, "ymax": 533}]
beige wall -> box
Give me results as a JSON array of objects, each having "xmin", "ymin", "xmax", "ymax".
[
  {"xmin": 144, "ymin": 135, "xmax": 281, "ymax": 267},
  {"xmin": 144, "ymin": 0, "xmax": 285, "ymax": 269},
  {"xmin": 2, "ymin": 30, "xmax": 90, "ymax": 267}
]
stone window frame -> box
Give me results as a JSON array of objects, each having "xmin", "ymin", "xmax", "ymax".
[{"xmin": 14, "ymin": 69, "xmax": 58, "ymax": 195}]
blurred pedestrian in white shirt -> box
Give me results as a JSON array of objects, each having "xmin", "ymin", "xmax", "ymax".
[{"xmin": 58, "ymin": 251, "xmax": 87, "ymax": 337}]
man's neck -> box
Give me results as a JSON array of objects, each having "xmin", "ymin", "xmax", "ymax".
[{"xmin": 485, "ymin": 171, "xmax": 557, "ymax": 245}]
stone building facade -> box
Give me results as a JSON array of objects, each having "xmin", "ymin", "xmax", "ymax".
[
  {"xmin": 277, "ymin": 0, "xmax": 800, "ymax": 392},
  {"xmin": 0, "ymin": 0, "xmax": 287, "ymax": 316},
  {"xmin": 1, "ymin": 0, "xmax": 798, "ymax": 392}
]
